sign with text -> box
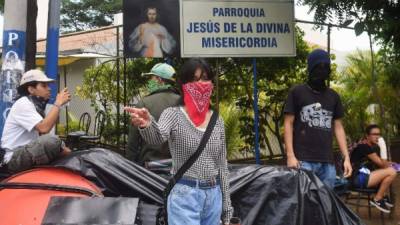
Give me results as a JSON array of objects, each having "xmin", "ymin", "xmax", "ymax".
[
  {"xmin": 0, "ymin": 0, "xmax": 28, "ymax": 136},
  {"xmin": 180, "ymin": 0, "xmax": 295, "ymax": 57}
]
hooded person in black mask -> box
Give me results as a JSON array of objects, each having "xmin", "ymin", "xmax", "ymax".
[
  {"xmin": 283, "ymin": 49, "xmax": 352, "ymax": 189},
  {"xmin": 307, "ymin": 49, "xmax": 331, "ymax": 92},
  {"xmin": 0, "ymin": 69, "xmax": 71, "ymax": 174}
]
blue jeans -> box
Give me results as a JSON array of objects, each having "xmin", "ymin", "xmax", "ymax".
[
  {"xmin": 300, "ymin": 161, "xmax": 336, "ymax": 189},
  {"xmin": 168, "ymin": 183, "xmax": 222, "ymax": 225}
]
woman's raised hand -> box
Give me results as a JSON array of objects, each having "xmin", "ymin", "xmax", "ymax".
[{"xmin": 124, "ymin": 107, "xmax": 151, "ymax": 128}]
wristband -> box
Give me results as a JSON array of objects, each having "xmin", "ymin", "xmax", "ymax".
[{"xmin": 54, "ymin": 103, "xmax": 61, "ymax": 109}]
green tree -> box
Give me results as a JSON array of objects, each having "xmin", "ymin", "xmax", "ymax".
[
  {"xmin": 219, "ymin": 102, "xmax": 244, "ymax": 158},
  {"xmin": 61, "ymin": 0, "xmax": 122, "ymax": 32},
  {"xmin": 0, "ymin": 0, "xmax": 4, "ymax": 12},
  {"xmin": 300, "ymin": 0, "xmax": 400, "ymax": 140},
  {"xmin": 380, "ymin": 49, "xmax": 400, "ymax": 137},
  {"xmin": 216, "ymin": 26, "xmax": 310, "ymax": 158},
  {"xmin": 299, "ymin": 0, "xmax": 400, "ymax": 58},
  {"xmin": 338, "ymin": 50, "xmax": 400, "ymax": 140},
  {"xmin": 76, "ymin": 58, "xmax": 157, "ymax": 145},
  {"xmin": 338, "ymin": 51, "xmax": 380, "ymax": 140}
]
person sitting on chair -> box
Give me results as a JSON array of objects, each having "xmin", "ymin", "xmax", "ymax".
[
  {"xmin": 350, "ymin": 124, "xmax": 397, "ymax": 213},
  {"xmin": 0, "ymin": 69, "xmax": 71, "ymax": 174}
]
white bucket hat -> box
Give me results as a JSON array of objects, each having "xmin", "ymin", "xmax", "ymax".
[{"xmin": 20, "ymin": 69, "xmax": 55, "ymax": 86}]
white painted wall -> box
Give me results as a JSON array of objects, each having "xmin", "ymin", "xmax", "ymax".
[{"xmin": 58, "ymin": 58, "xmax": 96, "ymax": 133}]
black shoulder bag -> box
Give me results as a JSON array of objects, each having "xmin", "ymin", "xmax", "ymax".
[{"xmin": 157, "ymin": 111, "xmax": 219, "ymax": 225}]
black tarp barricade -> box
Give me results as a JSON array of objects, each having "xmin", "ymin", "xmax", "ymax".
[{"xmin": 52, "ymin": 148, "xmax": 365, "ymax": 225}]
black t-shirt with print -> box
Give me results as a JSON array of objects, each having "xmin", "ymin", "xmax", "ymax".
[
  {"xmin": 350, "ymin": 143, "xmax": 379, "ymax": 174},
  {"xmin": 284, "ymin": 84, "xmax": 344, "ymax": 163}
]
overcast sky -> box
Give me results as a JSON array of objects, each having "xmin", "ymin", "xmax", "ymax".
[{"xmin": 294, "ymin": 0, "xmax": 373, "ymax": 52}]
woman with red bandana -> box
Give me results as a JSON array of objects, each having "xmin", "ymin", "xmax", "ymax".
[{"xmin": 125, "ymin": 58, "xmax": 232, "ymax": 225}]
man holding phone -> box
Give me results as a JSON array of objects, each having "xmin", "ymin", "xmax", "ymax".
[{"xmin": 0, "ymin": 69, "xmax": 71, "ymax": 174}]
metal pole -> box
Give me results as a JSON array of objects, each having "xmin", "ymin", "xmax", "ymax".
[
  {"xmin": 327, "ymin": 24, "xmax": 331, "ymax": 87},
  {"xmin": 253, "ymin": 58, "xmax": 261, "ymax": 164},
  {"xmin": 215, "ymin": 59, "xmax": 219, "ymax": 112},
  {"xmin": 116, "ymin": 26, "xmax": 121, "ymax": 151},
  {"xmin": 25, "ymin": 0, "xmax": 37, "ymax": 71},
  {"xmin": 327, "ymin": 24, "xmax": 331, "ymax": 55},
  {"xmin": 295, "ymin": 19, "xmax": 354, "ymax": 30},
  {"xmin": 0, "ymin": 0, "xmax": 28, "ymax": 136},
  {"xmin": 45, "ymin": 0, "xmax": 61, "ymax": 104},
  {"xmin": 123, "ymin": 57, "xmax": 127, "ymax": 153},
  {"xmin": 56, "ymin": 69, "xmax": 60, "ymax": 134},
  {"xmin": 64, "ymin": 66, "xmax": 69, "ymax": 134},
  {"xmin": 123, "ymin": 58, "xmax": 127, "ymax": 107}
]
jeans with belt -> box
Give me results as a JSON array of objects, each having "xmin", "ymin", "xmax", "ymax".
[{"xmin": 167, "ymin": 177, "xmax": 222, "ymax": 225}]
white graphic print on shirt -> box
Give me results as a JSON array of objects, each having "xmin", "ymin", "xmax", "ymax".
[{"xmin": 300, "ymin": 103, "xmax": 333, "ymax": 130}]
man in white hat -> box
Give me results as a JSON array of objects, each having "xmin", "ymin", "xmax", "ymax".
[
  {"xmin": 0, "ymin": 69, "xmax": 71, "ymax": 174},
  {"xmin": 127, "ymin": 63, "xmax": 180, "ymax": 165}
]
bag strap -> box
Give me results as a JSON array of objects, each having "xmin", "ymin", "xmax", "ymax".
[
  {"xmin": 164, "ymin": 111, "xmax": 219, "ymax": 195},
  {"xmin": 0, "ymin": 148, "xmax": 6, "ymax": 167}
]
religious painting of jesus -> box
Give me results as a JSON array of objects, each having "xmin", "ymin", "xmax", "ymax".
[{"xmin": 124, "ymin": 0, "xmax": 179, "ymax": 58}]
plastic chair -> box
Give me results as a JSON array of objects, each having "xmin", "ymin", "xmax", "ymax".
[
  {"xmin": 345, "ymin": 187, "xmax": 386, "ymax": 225},
  {"xmin": 335, "ymin": 147, "xmax": 387, "ymax": 225},
  {"xmin": 78, "ymin": 112, "xmax": 91, "ymax": 135},
  {"xmin": 93, "ymin": 110, "xmax": 106, "ymax": 138},
  {"xmin": 80, "ymin": 111, "xmax": 106, "ymax": 148},
  {"xmin": 66, "ymin": 112, "xmax": 91, "ymax": 151}
]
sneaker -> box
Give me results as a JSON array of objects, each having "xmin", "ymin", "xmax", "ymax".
[
  {"xmin": 383, "ymin": 196, "xmax": 394, "ymax": 208},
  {"xmin": 370, "ymin": 199, "xmax": 391, "ymax": 213}
]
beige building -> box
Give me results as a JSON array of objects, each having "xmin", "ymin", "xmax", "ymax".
[{"xmin": 35, "ymin": 26, "xmax": 122, "ymax": 134}]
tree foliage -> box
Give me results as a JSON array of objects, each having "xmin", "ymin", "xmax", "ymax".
[
  {"xmin": 76, "ymin": 58, "xmax": 158, "ymax": 145},
  {"xmin": 338, "ymin": 50, "xmax": 400, "ymax": 140},
  {"xmin": 299, "ymin": 0, "xmax": 400, "ymax": 58},
  {"xmin": 61, "ymin": 0, "xmax": 122, "ymax": 32},
  {"xmin": 338, "ymin": 51, "xmax": 380, "ymax": 140},
  {"xmin": 300, "ymin": 0, "xmax": 400, "ymax": 140},
  {"xmin": 215, "ymin": 26, "xmax": 310, "ymax": 158},
  {"xmin": 0, "ymin": 0, "xmax": 4, "ymax": 13},
  {"xmin": 219, "ymin": 102, "xmax": 245, "ymax": 158}
]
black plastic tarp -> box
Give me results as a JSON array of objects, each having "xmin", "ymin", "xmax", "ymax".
[
  {"xmin": 228, "ymin": 165, "xmax": 363, "ymax": 225},
  {"xmin": 52, "ymin": 148, "xmax": 364, "ymax": 225},
  {"xmin": 52, "ymin": 148, "xmax": 167, "ymax": 204}
]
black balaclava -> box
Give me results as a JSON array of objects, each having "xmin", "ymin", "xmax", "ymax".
[
  {"xmin": 307, "ymin": 49, "xmax": 331, "ymax": 92},
  {"xmin": 27, "ymin": 95, "xmax": 49, "ymax": 118}
]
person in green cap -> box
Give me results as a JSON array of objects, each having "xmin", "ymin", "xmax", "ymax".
[{"xmin": 127, "ymin": 63, "xmax": 181, "ymax": 165}]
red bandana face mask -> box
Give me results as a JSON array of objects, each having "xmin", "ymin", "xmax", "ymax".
[{"xmin": 182, "ymin": 81, "xmax": 213, "ymax": 126}]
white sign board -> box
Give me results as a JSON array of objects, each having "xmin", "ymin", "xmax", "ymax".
[{"xmin": 180, "ymin": 0, "xmax": 295, "ymax": 57}]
